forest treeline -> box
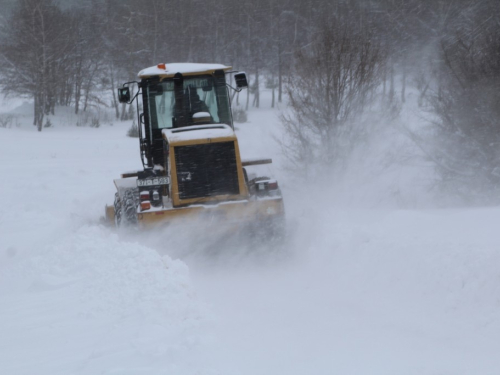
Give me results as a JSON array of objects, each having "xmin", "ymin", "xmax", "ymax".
[
  {"xmin": 0, "ymin": 0, "xmax": 499, "ymax": 201},
  {"xmin": 0, "ymin": 0, "xmax": 490, "ymax": 127}
]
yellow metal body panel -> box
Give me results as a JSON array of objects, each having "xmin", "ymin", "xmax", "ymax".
[
  {"xmin": 137, "ymin": 197, "xmax": 284, "ymax": 230},
  {"xmin": 105, "ymin": 205, "xmax": 115, "ymax": 224},
  {"xmin": 165, "ymin": 133, "xmax": 249, "ymax": 207}
]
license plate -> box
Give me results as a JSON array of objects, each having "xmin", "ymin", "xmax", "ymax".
[{"xmin": 137, "ymin": 177, "xmax": 170, "ymax": 187}]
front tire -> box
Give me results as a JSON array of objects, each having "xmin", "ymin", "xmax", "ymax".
[{"xmin": 114, "ymin": 189, "xmax": 139, "ymax": 227}]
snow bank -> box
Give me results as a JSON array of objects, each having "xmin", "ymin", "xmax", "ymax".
[
  {"xmin": 24, "ymin": 226, "xmax": 194, "ymax": 318},
  {"xmin": 0, "ymin": 226, "xmax": 210, "ymax": 375},
  {"xmin": 0, "ymin": 117, "xmax": 211, "ymax": 375}
]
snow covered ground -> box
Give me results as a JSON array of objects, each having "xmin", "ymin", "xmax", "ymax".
[{"xmin": 1, "ymin": 93, "xmax": 500, "ymax": 375}]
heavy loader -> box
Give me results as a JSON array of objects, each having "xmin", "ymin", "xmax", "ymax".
[{"xmin": 104, "ymin": 63, "xmax": 285, "ymax": 236}]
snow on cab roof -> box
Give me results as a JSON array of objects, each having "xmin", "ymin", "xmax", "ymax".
[
  {"xmin": 162, "ymin": 124, "xmax": 235, "ymax": 144},
  {"xmin": 138, "ymin": 63, "xmax": 232, "ymax": 79}
]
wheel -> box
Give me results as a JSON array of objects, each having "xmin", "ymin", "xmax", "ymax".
[
  {"xmin": 113, "ymin": 192, "xmax": 122, "ymax": 226},
  {"xmin": 114, "ymin": 189, "xmax": 139, "ymax": 227}
]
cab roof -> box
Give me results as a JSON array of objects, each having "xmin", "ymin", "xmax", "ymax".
[{"xmin": 138, "ymin": 63, "xmax": 232, "ymax": 79}]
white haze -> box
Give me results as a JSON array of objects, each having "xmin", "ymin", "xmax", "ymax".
[{"xmin": 1, "ymin": 89, "xmax": 499, "ymax": 375}]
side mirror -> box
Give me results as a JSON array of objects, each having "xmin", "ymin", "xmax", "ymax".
[
  {"xmin": 234, "ymin": 72, "xmax": 248, "ymax": 89},
  {"xmin": 118, "ymin": 87, "xmax": 130, "ymax": 103}
]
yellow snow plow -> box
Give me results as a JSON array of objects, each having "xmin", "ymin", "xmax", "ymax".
[{"xmin": 105, "ymin": 63, "xmax": 285, "ymax": 236}]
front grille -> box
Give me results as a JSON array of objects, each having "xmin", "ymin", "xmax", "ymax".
[{"xmin": 174, "ymin": 141, "xmax": 240, "ymax": 200}]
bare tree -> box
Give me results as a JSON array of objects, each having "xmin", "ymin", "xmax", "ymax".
[
  {"xmin": 412, "ymin": 1, "xmax": 500, "ymax": 202},
  {"xmin": 280, "ymin": 16, "xmax": 383, "ymax": 173},
  {"xmin": 0, "ymin": 0, "xmax": 67, "ymax": 131}
]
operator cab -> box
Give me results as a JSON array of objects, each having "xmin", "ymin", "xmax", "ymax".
[
  {"xmin": 117, "ymin": 63, "xmax": 247, "ymax": 169},
  {"xmin": 145, "ymin": 73, "xmax": 232, "ymax": 129}
]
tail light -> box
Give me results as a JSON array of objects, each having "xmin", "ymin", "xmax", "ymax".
[
  {"xmin": 255, "ymin": 180, "xmax": 279, "ymax": 196},
  {"xmin": 141, "ymin": 190, "xmax": 161, "ymax": 209},
  {"xmin": 151, "ymin": 189, "xmax": 162, "ymax": 207},
  {"xmin": 152, "ymin": 190, "xmax": 160, "ymax": 201},
  {"xmin": 140, "ymin": 201, "xmax": 151, "ymax": 211},
  {"xmin": 268, "ymin": 181, "xmax": 278, "ymax": 190}
]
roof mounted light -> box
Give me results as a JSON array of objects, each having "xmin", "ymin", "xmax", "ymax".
[{"xmin": 157, "ymin": 63, "xmax": 166, "ymax": 70}]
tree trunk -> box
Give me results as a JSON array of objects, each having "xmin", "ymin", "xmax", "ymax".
[
  {"xmin": 254, "ymin": 69, "xmax": 259, "ymax": 108},
  {"xmin": 35, "ymin": 93, "xmax": 45, "ymax": 132},
  {"xmin": 382, "ymin": 64, "xmax": 386, "ymax": 97},
  {"xmin": 245, "ymin": 76, "xmax": 250, "ymax": 111},
  {"xmin": 120, "ymin": 102, "xmax": 127, "ymax": 121},
  {"xmin": 110, "ymin": 69, "xmax": 120, "ymax": 119},
  {"xmin": 401, "ymin": 58, "xmax": 406, "ymax": 103},
  {"xmin": 75, "ymin": 83, "xmax": 81, "ymax": 115},
  {"xmin": 278, "ymin": 51, "xmax": 282, "ymax": 103},
  {"xmin": 389, "ymin": 63, "xmax": 394, "ymax": 101}
]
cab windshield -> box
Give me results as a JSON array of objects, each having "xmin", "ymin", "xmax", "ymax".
[{"xmin": 145, "ymin": 75, "xmax": 232, "ymax": 129}]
